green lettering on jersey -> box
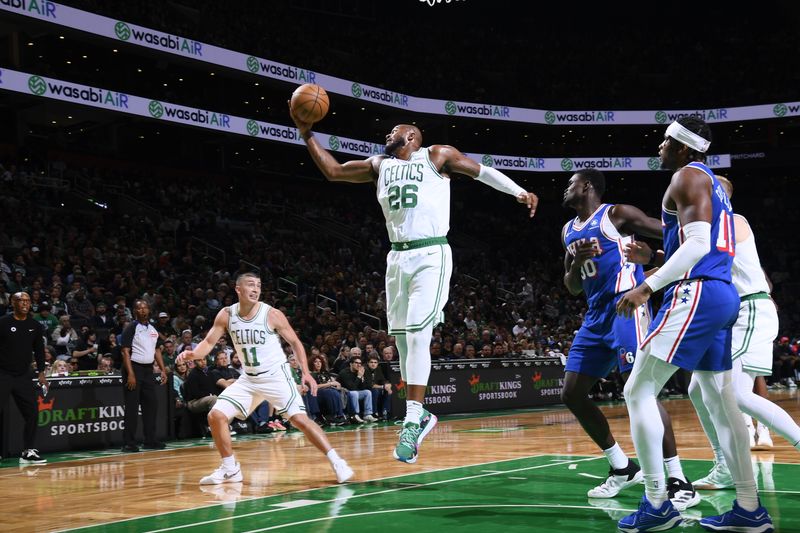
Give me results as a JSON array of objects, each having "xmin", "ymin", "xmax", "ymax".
[
  {"xmin": 388, "ymin": 184, "xmax": 418, "ymax": 211},
  {"xmin": 241, "ymin": 346, "xmax": 260, "ymax": 366}
]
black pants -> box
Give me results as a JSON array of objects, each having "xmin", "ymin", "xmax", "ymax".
[
  {"xmin": 0, "ymin": 370, "xmax": 38, "ymax": 450},
  {"xmin": 122, "ymin": 363, "xmax": 158, "ymax": 446}
]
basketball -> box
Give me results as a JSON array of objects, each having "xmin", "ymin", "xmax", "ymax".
[{"xmin": 290, "ymin": 83, "xmax": 330, "ymax": 123}]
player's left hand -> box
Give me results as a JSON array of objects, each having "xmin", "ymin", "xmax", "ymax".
[
  {"xmin": 616, "ymin": 284, "xmax": 653, "ymax": 318},
  {"xmin": 516, "ymin": 191, "xmax": 539, "ymax": 218},
  {"xmin": 624, "ymin": 241, "xmax": 652, "ymax": 265},
  {"xmin": 302, "ymin": 372, "xmax": 318, "ymax": 396}
]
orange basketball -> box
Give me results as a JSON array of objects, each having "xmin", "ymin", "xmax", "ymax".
[{"xmin": 290, "ymin": 83, "xmax": 330, "ymax": 123}]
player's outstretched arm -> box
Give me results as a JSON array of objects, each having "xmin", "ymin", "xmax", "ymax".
[
  {"xmin": 432, "ymin": 144, "xmax": 538, "ymax": 217},
  {"xmin": 288, "ymin": 101, "xmax": 378, "ymax": 183},
  {"xmin": 610, "ymin": 204, "xmax": 663, "ymax": 239},
  {"xmin": 179, "ymin": 308, "xmax": 228, "ymax": 362}
]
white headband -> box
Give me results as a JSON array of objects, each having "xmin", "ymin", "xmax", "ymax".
[{"xmin": 665, "ymin": 121, "xmax": 710, "ymax": 153}]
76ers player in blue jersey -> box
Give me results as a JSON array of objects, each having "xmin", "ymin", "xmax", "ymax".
[
  {"xmin": 562, "ymin": 169, "xmax": 697, "ymax": 511},
  {"xmin": 616, "ymin": 117, "xmax": 772, "ymax": 533}
]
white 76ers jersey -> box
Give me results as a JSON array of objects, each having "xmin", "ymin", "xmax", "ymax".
[
  {"xmin": 227, "ymin": 302, "xmax": 284, "ymax": 374},
  {"xmin": 377, "ymin": 147, "xmax": 450, "ymax": 242}
]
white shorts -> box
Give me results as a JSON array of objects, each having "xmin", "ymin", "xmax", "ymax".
[
  {"xmin": 213, "ymin": 362, "xmax": 305, "ymax": 420},
  {"xmin": 385, "ymin": 243, "xmax": 453, "ymax": 335},
  {"xmin": 732, "ymin": 295, "xmax": 778, "ymax": 376}
]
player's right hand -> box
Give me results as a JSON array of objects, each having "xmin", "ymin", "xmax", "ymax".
[
  {"xmin": 573, "ymin": 241, "xmax": 598, "ymax": 263},
  {"xmin": 287, "ymin": 100, "xmax": 312, "ymax": 136},
  {"xmin": 516, "ymin": 191, "xmax": 539, "ymax": 218},
  {"xmin": 126, "ymin": 375, "xmax": 137, "ymax": 391}
]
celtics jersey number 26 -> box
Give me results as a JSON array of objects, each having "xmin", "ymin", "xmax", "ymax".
[
  {"xmin": 227, "ymin": 302, "xmax": 284, "ymax": 374},
  {"xmin": 377, "ymin": 147, "xmax": 450, "ymax": 242}
]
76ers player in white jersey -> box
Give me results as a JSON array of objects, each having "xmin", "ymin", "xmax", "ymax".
[
  {"xmin": 616, "ymin": 117, "xmax": 772, "ymax": 533},
  {"xmin": 179, "ymin": 273, "xmax": 354, "ymax": 485},
  {"xmin": 291, "ymin": 104, "xmax": 538, "ymax": 464}
]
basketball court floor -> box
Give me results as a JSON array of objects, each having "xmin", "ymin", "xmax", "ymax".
[{"xmin": 2, "ymin": 392, "xmax": 798, "ymax": 532}]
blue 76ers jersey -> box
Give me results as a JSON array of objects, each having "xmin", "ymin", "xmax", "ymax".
[
  {"xmin": 563, "ymin": 204, "xmax": 644, "ymax": 311},
  {"xmin": 661, "ymin": 162, "xmax": 734, "ymax": 284}
]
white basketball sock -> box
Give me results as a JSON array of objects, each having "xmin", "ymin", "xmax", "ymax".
[
  {"xmin": 602, "ymin": 442, "xmax": 628, "ymax": 471},
  {"xmin": 222, "ymin": 455, "xmax": 237, "ymax": 471},
  {"xmin": 664, "ymin": 455, "xmax": 686, "ymax": 482},
  {"xmin": 405, "ymin": 400, "xmax": 423, "ymax": 425},
  {"xmin": 326, "ymin": 448, "xmax": 342, "ymax": 464}
]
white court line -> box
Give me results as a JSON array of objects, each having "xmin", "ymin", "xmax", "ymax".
[
  {"xmin": 269, "ymin": 499, "xmax": 324, "ymax": 509},
  {"xmin": 244, "ymin": 504, "xmax": 638, "ymax": 532},
  {"xmin": 578, "ymin": 473, "xmax": 605, "ymax": 479},
  {"xmin": 144, "ymin": 456, "xmax": 603, "ymax": 533}
]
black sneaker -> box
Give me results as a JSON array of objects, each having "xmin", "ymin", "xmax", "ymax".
[
  {"xmin": 121, "ymin": 444, "xmax": 140, "ymax": 453},
  {"xmin": 20, "ymin": 449, "xmax": 46, "ymax": 464},
  {"xmin": 667, "ymin": 476, "xmax": 701, "ymax": 511},
  {"xmin": 332, "ymin": 416, "xmax": 348, "ymax": 426},
  {"xmin": 143, "ymin": 441, "xmax": 166, "ymax": 450}
]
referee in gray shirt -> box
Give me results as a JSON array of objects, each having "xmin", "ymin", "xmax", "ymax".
[{"xmin": 121, "ymin": 299, "xmax": 167, "ymax": 452}]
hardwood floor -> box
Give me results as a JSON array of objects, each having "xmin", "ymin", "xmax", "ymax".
[{"xmin": 2, "ymin": 391, "xmax": 798, "ymax": 532}]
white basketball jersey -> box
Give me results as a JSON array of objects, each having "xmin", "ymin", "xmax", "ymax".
[
  {"xmin": 227, "ymin": 302, "xmax": 285, "ymax": 374},
  {"xmin": 377, "ymin": 147, "xmax": 450, "ymax": 242},
  {"xmin": 731, "ymin": 214, "xmax": 770, "ymax": 296}
]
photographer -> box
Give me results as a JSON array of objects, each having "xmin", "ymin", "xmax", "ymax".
[{"xmin": 72, "ymin": 329, "xmax": 100, "ymax": 371}]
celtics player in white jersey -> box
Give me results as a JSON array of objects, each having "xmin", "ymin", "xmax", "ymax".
[
  {"xmin": 290, "ymin": 108, "xmax": 538, "ymax": 463},
  {"xmin": 627, "ymin": 177, "xmax": 800, "ymax": 492},
  {"xmin": 179, "ymin": 273, "xmax": 354, "ymax": 485}
]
